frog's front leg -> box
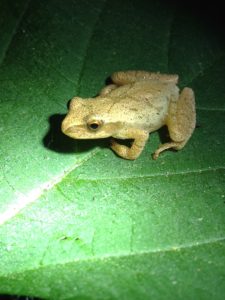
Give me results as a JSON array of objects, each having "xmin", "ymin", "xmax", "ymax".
[
  {"xmin": 153, "ymin": 87, "xmax": 196, "ymax": 159},
  {"xmin": 111, "ymin": 129, "xmax": 149, "ymax": 160}
]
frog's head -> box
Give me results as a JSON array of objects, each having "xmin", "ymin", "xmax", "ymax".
[{"xmin": 61, "ymin": 96, "xmax": 121, "ymax": 139}]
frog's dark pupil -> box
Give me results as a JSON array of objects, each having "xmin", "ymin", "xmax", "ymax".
[{"xmin": 90, "ymin": 123, "xmax": 99, "ymax": 130}]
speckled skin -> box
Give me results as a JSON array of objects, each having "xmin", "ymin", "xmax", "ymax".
[{"xmin": 61, "ymin": 71, "xmax": 196, "ymax": 160}]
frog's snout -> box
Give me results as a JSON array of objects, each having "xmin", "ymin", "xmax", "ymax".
[{"xmin": 61, "ymin": 116, "xmax": 71, "ymax": 135}]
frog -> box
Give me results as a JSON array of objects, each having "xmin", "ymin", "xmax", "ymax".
[{"xmin": 61, "ymin": 70, "xmax": 196, "ymax": 160}]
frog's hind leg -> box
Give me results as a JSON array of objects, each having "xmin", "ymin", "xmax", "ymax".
[
  {"xmin": 153, "ymin": 87, "xmax": 196, "ymax": 159},
  {"xmin": 111, "ymin": 71, "xmax": 178, "ymax": 85}
]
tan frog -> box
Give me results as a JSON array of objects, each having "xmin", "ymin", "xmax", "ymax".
[{"xmin": 61, "ymin": 71, "xmax": 196, "ymax": 160}]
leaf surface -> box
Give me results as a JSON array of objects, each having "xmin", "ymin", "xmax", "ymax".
[{"xmin": 0, "ymin": 0, "xmax": 225, "ymax": 299}]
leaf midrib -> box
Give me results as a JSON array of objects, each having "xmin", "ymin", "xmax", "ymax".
[{"xmin": 0, "ymin": 148, "xmax": 101, "ymax": 226}]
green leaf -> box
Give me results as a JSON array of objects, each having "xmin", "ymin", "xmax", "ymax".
[{"xmin": 0, "ymin": 0, "xmax": 225, "ymax": 299}]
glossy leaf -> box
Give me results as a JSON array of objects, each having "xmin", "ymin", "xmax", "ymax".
[{"xmin": 0, "ymin": 0, "xmax": 225, "ymax": 299}]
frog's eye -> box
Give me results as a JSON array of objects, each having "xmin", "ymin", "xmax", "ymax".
[{"xmin": 87, "ymin": 120, "xmax": 103, "ymax": 131}]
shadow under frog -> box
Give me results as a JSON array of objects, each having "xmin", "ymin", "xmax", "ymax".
[
  {"xmin": 43, "ymin": 113, "xmax": 108, "ymax": 154},
  {"xmin": 43, "ymin": 112, "xmax": 173, "ymax": 158}
]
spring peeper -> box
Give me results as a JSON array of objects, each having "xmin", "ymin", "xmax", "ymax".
[{"xmin": 61, "ymin": 71, "xmax": 196, "ymax": 160}]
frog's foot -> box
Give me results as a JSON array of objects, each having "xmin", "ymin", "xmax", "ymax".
[
  {"xmin": 110, "ymin": 141, "xmax": 128, "ymax": 160},
  {"xmin": 110, "ymin": 139, "xmax": 139, "ymax": 160},
  {"xmin": 153, "ymin": 87, "xmax": 196, "ymax": 159},
  {"xmin": 153, "ymin": 141, "xmax": 184, "ymax": 160},
  {"xmin": 110, "ymin": 132, "xmax": 148, "ymax": 160}
]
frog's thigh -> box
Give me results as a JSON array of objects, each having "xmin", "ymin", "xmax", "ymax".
[
  {"xmin": 99, "ymin": 84, "xmax": 117, "ymax": 96},
  {"xmin": 153, "ymin": 88, "xmax": 195, "ymax": 159},
  {"xmin": 111, "ymin": 130, "xmax": 149, "ymax": 160},
  {"xmin": 167, "ymin": 87, "xmax": 196, "ymax": 146}
]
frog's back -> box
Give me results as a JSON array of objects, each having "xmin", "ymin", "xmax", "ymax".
[
  {"xmin": 107, "ymin": 80, "xmax": 179, "ymax": 131},
  {"xmin": 109, "ymin": 80, "xmax": 177, "ymax": 101}
]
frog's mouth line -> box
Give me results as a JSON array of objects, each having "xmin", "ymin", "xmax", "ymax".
[
  {"xmin": 62, "ymin": 124, "xmax": 112, "ymax": 139},
  {"xmin": 62, "ymin": 125, "xmax": 91, "ymax": 138},
  {"xmin": 62, "ymin": 125, "xmax": 81, "ymax": 135}
]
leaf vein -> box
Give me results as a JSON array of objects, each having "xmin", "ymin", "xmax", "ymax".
[
  {"xmin": 74, "ymin": 166, "xmax": 225, "ymax": 182},
  {"xmin": 0, "ymin": 0, "xmax": 31, "ymax": 68},
  {"xmin": 197, "ymin": 106, "xmax": 225, "ymax": 112},
  {"xmin": 1, "ymin": 236, "xmax": 224, "ymax": 277},
  {"xmin": 187, "ymin": 53, "xmax": 225, "ymax": 87},
  {"xmin": 76, "ymin": 0, "xmax": 107, "ymax": 94}
]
